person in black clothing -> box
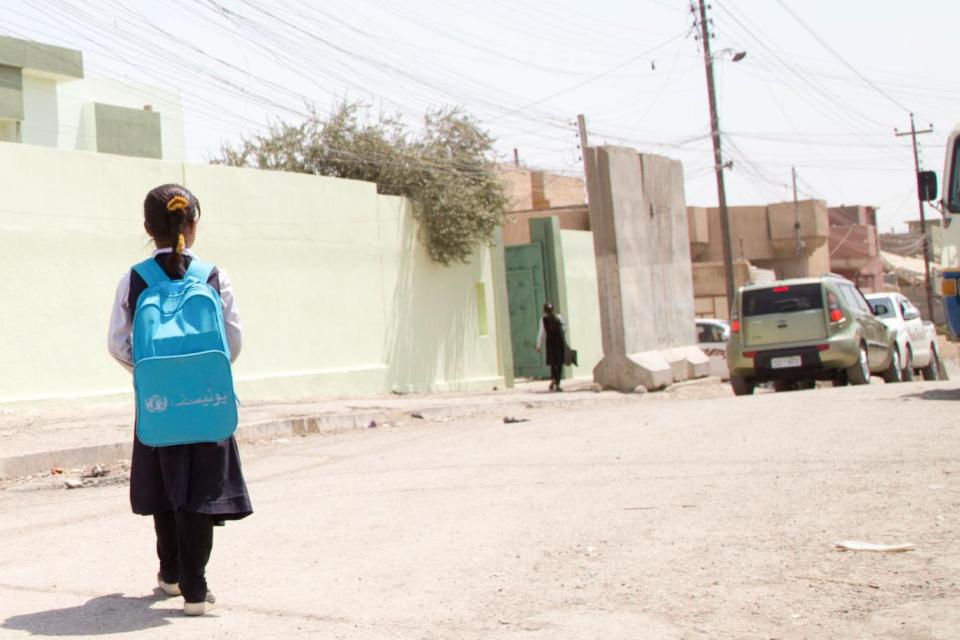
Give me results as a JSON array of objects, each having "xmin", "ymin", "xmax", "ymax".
[
  {"xmin": 536, "ymin": 302, "xmax": 566, "ymax": 391},
  {"xmin": 107, "ymin": 184, "xmax": 251, "ymax": 617}
]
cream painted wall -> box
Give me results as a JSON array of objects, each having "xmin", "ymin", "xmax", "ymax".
[
  {"xmin": 560, "ymin": 229, "xmax": 603, "ymax": 380},
  {"xmin": 0, "ymin": 144, "xmax": 502, "ymax": 405},
  {"xmin": 0, "ymin": 143, "xmax": 184, "ymax": 403}
]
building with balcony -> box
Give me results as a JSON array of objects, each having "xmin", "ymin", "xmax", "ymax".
[{"xmin": 0, "ymin": 35, "xmax": 183, "ymax": 160}]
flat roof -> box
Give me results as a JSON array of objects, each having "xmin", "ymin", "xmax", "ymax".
[{"xmin": 0, "ymin": 35, "xmax": 83, "ymax": 80}]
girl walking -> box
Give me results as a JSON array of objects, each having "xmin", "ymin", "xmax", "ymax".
[
  {"xmin": 535, "ymin": 302, "xmax": 566, "ymax": 392},
  {"xmin": 107, "ymin": 184, "xmax": 251, "ymax": 616}
]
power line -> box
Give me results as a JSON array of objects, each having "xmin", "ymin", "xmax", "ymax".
[
  {"xmin": 488, "ymin": 28, "xmax": 693, "ymax": 122},
  {"xmin": 774, "ymin": 0, "xmax": 912, "ymax": 114}
]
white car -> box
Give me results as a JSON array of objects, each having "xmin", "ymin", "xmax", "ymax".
[
  {"xmin": 696, "ymin": 318, "xmax": 730, "ymax": 379},
  {"xmin": 865, "ymin": 292, "xmax": 945, "ymax": 380}
]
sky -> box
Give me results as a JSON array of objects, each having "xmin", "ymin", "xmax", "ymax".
[{"xmin": 3, "ymin": 0, "xmax": 959, "ymax": 232}]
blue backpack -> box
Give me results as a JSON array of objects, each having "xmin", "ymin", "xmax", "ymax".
[{"xmin": 131, "ymin": 257, "xmax": 238, "ymax": 447}]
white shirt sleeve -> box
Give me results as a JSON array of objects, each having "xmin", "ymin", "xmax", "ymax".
[
  {"xmin": 107, "ymin": 271, "xmax": 134, "ymax": 373},
  {"xmin": 218, "ymin": 268, "xmax": 243, "ymax": 363}
]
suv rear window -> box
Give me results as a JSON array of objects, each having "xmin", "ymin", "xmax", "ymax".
[{"xmin": 742, "ymin": 284, "xmax": 824, "ymax": 316}]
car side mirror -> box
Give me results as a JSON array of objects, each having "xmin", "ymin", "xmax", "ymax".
[
  {"xmin": 872, "ymin": 304, "xmax": 888, "ymax": 316},
  {"xmin": 918, "ymin": 170, "xmax": 938, "ymax": 202},
  {"xmin": 903, "ymin": 308, "xmax": 920, "ymax": 320}
]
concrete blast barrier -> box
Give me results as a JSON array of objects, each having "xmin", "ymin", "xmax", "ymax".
[{"xmin": 584, "ymin": 146, "xmax": 709, "ymax": 391}]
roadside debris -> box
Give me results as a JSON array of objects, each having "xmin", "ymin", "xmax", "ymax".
[
  {"xmin": 365, "ymin": 420, "xmax": 377, "ymax": 429},
  {"xmin": 834, "ymin": 540, "xmax": 914, "ymax": 553},
  {"xmin": 81, "ymin": 463, "xmax": 108, "ymax": 479},
  {"xmin": 503, "ymin": 416, "xmax": 530, "ymax": 424},
  {"xmin": 0, "ymin": 460, "xmax": 131, "ymax": 492},
  {"xmin": 410, "ymin": 412, "xmax": 425, "ymax": 419}
]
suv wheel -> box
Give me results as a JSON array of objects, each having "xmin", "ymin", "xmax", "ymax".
[
  {"xmin": 846, "ymin": 344, "xmax": 870, "ymax": 385},
  {"xmin": 882, "ymin": 348, "xmax": 903, "ymax": 383},
  {"xmin": 730, "ymin": 376, "xmax": 755, "ymax": 396},
  {"xmin": 922, "ymin": 347, "xmax": 941, "ymax": 381},
  {"xmin": 902, "ymin": 348, "xmax": 914, "ymax": 381}
]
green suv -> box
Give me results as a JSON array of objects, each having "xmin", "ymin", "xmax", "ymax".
[{"xmin": 726, "ymin": 275, "xmax": 900, "ymax": 395}]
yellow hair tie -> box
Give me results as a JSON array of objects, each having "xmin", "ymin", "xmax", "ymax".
[
  {"xmin": 175, "ymin": 233, "xmax": 185, "ymax": 255},
  {"xmin": 166, "ymin": 195, "xmax": 190, "ymax": 212}
]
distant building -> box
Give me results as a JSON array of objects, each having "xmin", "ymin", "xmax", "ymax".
[
  {"xmin": 498, "ymin": 166, "xmax": 588, "ymax": 245},
  {"xmin": 0, "ymin": 35, "xmax": 184, "ymax": 160},
  {"xmin": 906, "ymin": 218, "xmax": 943, "ymax": 234},
  {"xmin": 687, "ymin": 200, "xmax": 830, "ymax": 318},
  {"xmin": 827, "ymin": 205, "xmax": 883, "ymax": 292},
  {"xmin": 881, "ymin": 218, "xmax": 944, "ymax": 263}
]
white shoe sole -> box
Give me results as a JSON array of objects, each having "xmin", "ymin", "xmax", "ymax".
[
  {"xmin": 183, "ymin": 601, "xmax": 206, "ymax": 616},
  {"xmin": 183, "ymin": 595, "xmax": 216, "ymax": 616},
  {"xmin": 158, "ymin": 580, "xmax": 181, "ymax": 597}
]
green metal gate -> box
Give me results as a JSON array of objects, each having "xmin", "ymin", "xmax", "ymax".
[{"xmin": 505, "ymin": 243, "xmax": 549, "ymax": 379}]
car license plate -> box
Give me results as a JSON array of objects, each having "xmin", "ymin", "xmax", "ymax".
[{"xmin": 771, "ymin": 355, "xmax": 802, "ymax": 369}]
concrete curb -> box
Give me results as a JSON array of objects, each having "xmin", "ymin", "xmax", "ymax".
[
  {"xmin": 0, "ymin": 442, "xmax": 134, "ymax": 483},
  {"xmin": 0, "ymin": 392, "xmax": 637, "ymax": 481}
]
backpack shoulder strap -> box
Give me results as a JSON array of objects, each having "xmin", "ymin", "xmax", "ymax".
[
  {"xmin": 185, "ymin": 259, "xmax": 215, "ymax": 284},
  {"xmin": 132, "ymin": 258, "xmax": 169, "ymax": 288}
]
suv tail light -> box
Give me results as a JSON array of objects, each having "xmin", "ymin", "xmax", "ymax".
[
  {"xmin": 730, "ymin": 307, "xmax": 740, "ymax": 333},
  {"xmin": 827, "ymin": 291, "xmax": 844, "ymax": 323}
]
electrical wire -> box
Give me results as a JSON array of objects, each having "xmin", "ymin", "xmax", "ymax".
[{"xmin": 774, "ymin": 0, "xmax": 912, "ymax": 114}]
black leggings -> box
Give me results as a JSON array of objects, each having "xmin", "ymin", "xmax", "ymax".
[
  {"xmin": 153, "ymin": 510, "xmax": 214, "ymax": 603},
  {"xmin": 550, "ymin": 363, "xmax": 562, "ymax": 386}
]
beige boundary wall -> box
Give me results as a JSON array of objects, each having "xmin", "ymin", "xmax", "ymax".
[
  {"xmin": 0, "ymin": 142, "xmax": 503, "ymax": 405},
  {"xmin": 559, "ymin": 229, "xmax": 603, "ymax": 380}
]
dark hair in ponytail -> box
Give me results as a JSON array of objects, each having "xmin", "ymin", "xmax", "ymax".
[{"xmin": 143, "ymin": 184, "xmax": 201, "ymax": 274}]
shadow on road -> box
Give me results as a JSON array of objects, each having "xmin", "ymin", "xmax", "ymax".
[
  {"xmin": 903, "ymin": 386, "xmax": 960, "ymax": 402},
  {"xmin": 2, "ymin": 592, "xmax": 178, "ymax": 636}
]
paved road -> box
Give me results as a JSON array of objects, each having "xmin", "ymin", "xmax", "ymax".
[{"xmin": 1, "ymin": 380, "xmax": 958, "ymax": 639}]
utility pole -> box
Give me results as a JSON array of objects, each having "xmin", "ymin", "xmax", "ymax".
[
  {"xmin": 697, "ymin": 0, "xmax": 736, "ymax": 310},
  {"xmin": 577, "ymin": 113, "xmax": 590, "ymax": 204},
  {"xmin": 576, "ymin": 114, "xmax": 589, "ymax": 161},
  {"xmin": 792, "ymin": 167, "xmax": 806, "ymax": 277},
  {"xmin": 895, "ymin": 113, "xmax": 935, "ymax": 320}
]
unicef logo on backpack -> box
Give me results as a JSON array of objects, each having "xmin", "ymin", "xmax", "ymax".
[{"xmin": 145, "ymin": 395, "xmax": 169, "ymax": 413}]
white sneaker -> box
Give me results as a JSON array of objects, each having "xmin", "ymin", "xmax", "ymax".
[
  {"xmin": 157, "ymin": 573, "xmax": 181, "ymax": 597},
  {"xmin": 183, "ymin": 591, "xmax": 216, "ymax": 616}
]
